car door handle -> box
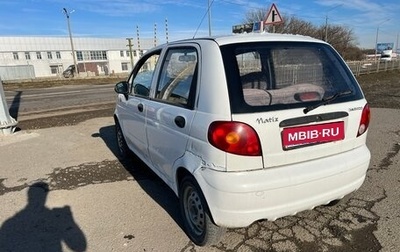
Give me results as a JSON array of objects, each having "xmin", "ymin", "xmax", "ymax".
[
  {"xmin": 138, "ymin": 103, "xmax": 144, "ymax": 112},
  {"xmin": 174, "ymin": 116, "xmax": 186, "ymax": 128}
]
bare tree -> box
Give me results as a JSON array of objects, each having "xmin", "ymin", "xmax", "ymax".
[
  {"xmin": 243, "ymin": 8, "xmax": 268, "ymax": 24},
  {"xmin": 272, "ymin": 16, "xmax": 318, "ymax": 38},
  {"xmin": 242, "ymin": 10, "xmax": 362, "ymax": 60}
]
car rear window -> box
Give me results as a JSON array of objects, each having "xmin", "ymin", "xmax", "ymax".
[{"xmin": 220, "ymin": 42, "xmax": 363, "ymax": 113}]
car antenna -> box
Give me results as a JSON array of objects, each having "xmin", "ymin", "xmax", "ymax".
[{"xmin": 193, "ymin": 0, "xmax": 215, "ymax": 38}]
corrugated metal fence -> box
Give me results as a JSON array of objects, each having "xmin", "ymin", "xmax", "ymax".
[{"xmin": 0, "ymin": 65, "xmax": 35, "ymax": 81}]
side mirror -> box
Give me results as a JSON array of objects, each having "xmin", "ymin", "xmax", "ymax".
[{"xmin": 115, "ymin": 81, "xmax": 129, "ymax": 99}]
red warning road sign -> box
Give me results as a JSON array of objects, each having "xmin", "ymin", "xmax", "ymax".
[{"xmin": 264, "ymin": 3, "xmax": 283, "ymax": 25}]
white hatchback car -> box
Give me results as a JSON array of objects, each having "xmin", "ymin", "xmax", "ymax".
[{"xmin": 114, "ymin": 33, "xmax": 371, "ymax": 246}]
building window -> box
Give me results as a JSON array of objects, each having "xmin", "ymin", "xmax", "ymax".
[
  {"xmin": 133, "ymin": 50, "xmax": 137, "ymax": 57},
  {"xmin": 90, "ymin": 51, "xmax": 96, "ymax": 60},
  {"xmin": 36, "ymin": 52, "xmax": 42, "ymax": 59},
  {"xmin": 76, "ymin": 51, "xmax": 83, "ymax": 61},
  {"xmin": 50, "ymin": 65, "xmax": 59, "ymax": 74},
  {"xmin": 139, "ymin": 50, "xmax": 144, "ymax": 57},
  {"xmin": 126, "ymin": 50, "xmax": 130, "ymax": 57},
  {"xmin": 47, "ymin": 52, "xmax": 52, "ymax": 59},
  {"xmin": 76, "ymin": 50, "xmax": 107, "ymax": 61},
  {"xmin": 121, "ymin": 62, "xmax": 128, "ymax": 71},
  {"xmin": 120, "ymin": 51, "xmax": 124, "ymax": 57},
  {"xmin": 56, "ymin": 51, "xmax": 61, "ymax": 59},
  {"xmin": 83, "ymin": 51, "xmax": 89, "ymax": 61},
  {"xmin": 13, "ymin": 52, "xmax": 19, "ymax": 60},
  {"xmin": 25, "ymin": 52, "xmax": 31, "ymax": 60},
  {"xmin": 92, "ymin": 51, "xmax": 107, "ymax": 60}
]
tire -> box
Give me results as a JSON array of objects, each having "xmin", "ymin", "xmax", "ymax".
[
  {"xmin": 115, "ymin": 121, "xmax": 129, "ymax": 160},
  {"xmin": 179, "ymin": 175, "xmax": 225, "ymax": 246}
]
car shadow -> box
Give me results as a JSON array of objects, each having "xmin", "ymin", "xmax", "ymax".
[{"xmin": 95, "ymin": 125, "xmax": 184, "ymax": 231}]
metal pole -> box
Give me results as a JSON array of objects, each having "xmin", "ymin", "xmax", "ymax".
[
  {"xmin": 136, "ymin": 25, "xmax": 141, "ymax": 57},
  {"xmin": 126, "ymin": 38, "xmax": 134, "ymax": 70},
  {"xmin": 63, "ymin": 8, "xmax": 78, "ymax": 76},
  {"xmin": 0, "ymin": 78, "xmax": 17, "ymax": 135},
  {"xmin": 154, "ymin": 23, "xmax": 157, "ymax": 47},
  {"xmin": 325, "ymin": 15, "xmax": 328, "ymax": 42},
  {"xmin": 374, "ymin": 19, "xmax": 390, "ymax": 62},
  {"xmin": 324, "ymin": 4, "xmax": 342, "ymax": 42},
  {"xmin": 208, "ymin": 0, "xmax": 212, "ymax": 36},
  {"xmin": 165, "ymin": 18, "xmax": 169, "ymax": 43},
  {"xmin": 375, "ymin": 27, "xmax": 380, "ymax": 61}
]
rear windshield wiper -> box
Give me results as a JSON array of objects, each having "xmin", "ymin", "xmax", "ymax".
[{"xmin": 303, "ymin": 90, "xmax": 352, "ymax": 114}]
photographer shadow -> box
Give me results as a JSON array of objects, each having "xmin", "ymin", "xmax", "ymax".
[{"xmin": 0, "ymin": 182, "xmax": 87, "ymax": 252}]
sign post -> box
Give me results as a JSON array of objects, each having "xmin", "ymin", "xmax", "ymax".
[
  {"xmin": 264, "ymin": 3, "xmax": 283, "ymax": 33},
  {"xmin": 0, "ymin": 78, "xmax": 17, "ymax": 135}
]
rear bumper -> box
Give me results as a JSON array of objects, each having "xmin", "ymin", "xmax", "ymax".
[{"xmin": 194, "ymin": 145, "xmax": 370, "ymax": 228}]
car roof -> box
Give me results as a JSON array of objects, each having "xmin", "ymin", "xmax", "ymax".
[
  {"xmin": 212, "ymin": 33, "xmax": 325, "ymax": 45},
  {"xmin": 166, "ymin": 33, "xmax": 326, "ymax": 46},
  {"xmin": 145, "ymin": 33, "xmax": 328, "ymax": 55}
]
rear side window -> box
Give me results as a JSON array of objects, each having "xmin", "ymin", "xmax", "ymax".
[
  {"xmin": 156, "ymin": 47, "xmax": 198, "ymax": 108},
  {"xmin": 221, "ymin": 42, "xmax": 363, "ymax": 113}
]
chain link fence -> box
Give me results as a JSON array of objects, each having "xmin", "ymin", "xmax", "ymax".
[{"xmin": 1, "ymin": 59, "xmax": 399, "ymax": 82}]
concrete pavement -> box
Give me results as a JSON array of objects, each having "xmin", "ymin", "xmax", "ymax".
[{"xmin": 0, "ymin": 117, "xmax": 190, "ymax": 251}]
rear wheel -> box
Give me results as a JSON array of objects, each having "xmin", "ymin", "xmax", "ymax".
[
  {"xmin": 179, "ymin": 175, "xmax": 225, "ymax": 246},
  {"xmin": 115, "ymin": 121, "xmax": 129, "ymax": 160}
]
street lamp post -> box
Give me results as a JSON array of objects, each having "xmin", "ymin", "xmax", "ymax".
[
  {"xmin": 374, "ymin": 19, "xmax": 390, "ymax": 61},
  {"xmin": 324, "ymin": 4, "xmax": 343, "ymax": 42},
  {"xmin": 63, "ymin": 8, "xmax": 78, "ymax": 76}
]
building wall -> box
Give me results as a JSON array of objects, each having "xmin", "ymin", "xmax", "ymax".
[{"xmin": 0, "ymin": 36, "xmax": 154, "ymax": 80}]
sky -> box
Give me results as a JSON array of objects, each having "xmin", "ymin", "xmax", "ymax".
[{"xmin": 0, "ymin": 0, "xmax": 399, "ymax": 49}]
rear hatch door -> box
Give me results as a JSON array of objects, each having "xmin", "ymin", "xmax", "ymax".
[{"xmin": 221, "ymin": 40, "xmax": 368, "ymax": 170}]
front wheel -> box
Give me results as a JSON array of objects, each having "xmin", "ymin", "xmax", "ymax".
[
  {"xmin": 179, "ymin": 175, "xmax": 225, "ymax": 246},
  {"xmin": 115, "ymin": 121, "xmax": 129, "ymax": 160}
]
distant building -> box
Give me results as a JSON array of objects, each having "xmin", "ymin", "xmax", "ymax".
[{"xmin": 0, "ymin": 36, "xmax": 155, "ymax": 81}]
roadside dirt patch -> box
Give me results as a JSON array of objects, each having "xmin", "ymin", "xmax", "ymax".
[
  {"xmin": 356, "ymin": 70, "xmax": 400, "ymax": 109},
  {"xmin": 3, "ymin": 76, "xmax": 126, "ymax": 90}
]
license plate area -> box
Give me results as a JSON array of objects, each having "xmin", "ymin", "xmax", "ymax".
[{"xmin": 282, "ymin": 121, "xmax": 344, "ymax": 150}]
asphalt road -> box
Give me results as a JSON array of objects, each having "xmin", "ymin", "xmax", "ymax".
[
  {"xmin": 1, "ymin": 83, "xmax": 399, "ymax": 251},
  {"xmin": 4, "ymin": 83, "xmax": 116, "ymax": 122}
]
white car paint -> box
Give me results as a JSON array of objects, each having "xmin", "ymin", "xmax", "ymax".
[{"xmin": 114, "ymin": 33, "xmax": 371, "ymax": 243}]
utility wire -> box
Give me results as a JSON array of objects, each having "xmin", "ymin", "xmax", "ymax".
[{"xmin": 193, "ymin": 0, "xmax": 215, "ymax": 38}]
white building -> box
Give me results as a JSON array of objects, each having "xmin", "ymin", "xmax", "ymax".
[{"xmin": 0, "ymin": 36, "xmax": 155, "ymax": 80}]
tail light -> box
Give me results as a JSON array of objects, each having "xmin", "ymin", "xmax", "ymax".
[
  {"xmin": 357, "ymin": 104, "xmax": 370, "ymax": 137},
  {"xmin": 208, "ymin": 121, "xmax": 261, "ymax": 156}
]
